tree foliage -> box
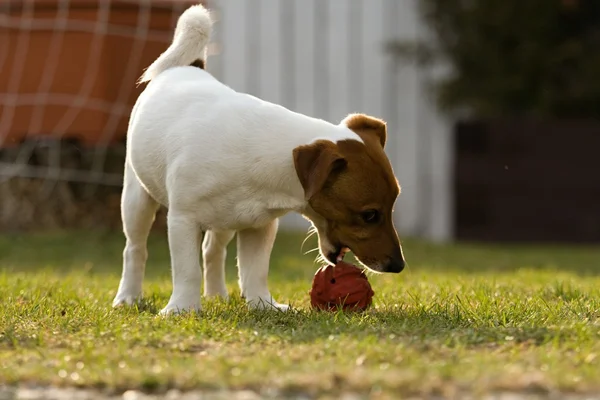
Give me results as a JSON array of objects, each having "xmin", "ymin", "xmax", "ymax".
[{"xmin": 396, "ymin": 0, "xmax": 600, "ymax": 118}]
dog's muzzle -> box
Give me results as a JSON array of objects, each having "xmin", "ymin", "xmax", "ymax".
[{"xmin": 382, "ymin": 248, "xmax": 405, "ymax": 273}]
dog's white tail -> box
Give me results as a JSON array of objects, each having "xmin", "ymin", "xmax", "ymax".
[{"xmin": 138, "ymin": 4, "xmax": 212, "ymax": 84}]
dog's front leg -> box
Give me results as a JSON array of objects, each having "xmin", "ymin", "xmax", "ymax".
[
  {"xmin": 160, "ymin": 212, "xmax": 203, "ymax": 315},
  {"xmin": 237, "ymin": 219, "xmax": 289, "ymax": 311}
]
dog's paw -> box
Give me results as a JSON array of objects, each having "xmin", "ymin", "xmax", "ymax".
[
  {"xmin": 158, "ymin": 301, "xmax": 201, "ymax": 316},
  {"xmin": 247, "ymin": 297, "xmax": 290, "ymax": 312},
  {"xmin": 112, "ymin": 291, "xmax": 142, "ymax": 308},
  {"xmin": 272, "ymin": 302, "xmax": 290, "ymax": 312}
]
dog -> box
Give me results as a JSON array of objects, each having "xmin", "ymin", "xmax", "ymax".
[{"xmin": 112, "ymin": 3, "xmax": 405, "ymax": 315}]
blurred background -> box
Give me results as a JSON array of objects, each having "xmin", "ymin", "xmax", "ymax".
[{"xmin": 1, "ymin": 0, "xmax": 599, "ymax": 244}]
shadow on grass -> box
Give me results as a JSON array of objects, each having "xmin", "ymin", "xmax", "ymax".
[
  {"xmin": 226, "ymin": 306, "xmax": 576, "ymax": 348},
  {"xmin": 170, "ymin": 293, "xmax": 592, "ymax": 348},
  {"xmin": 103, "ymin": 297, "xmax": 575, "ymax": 351}
]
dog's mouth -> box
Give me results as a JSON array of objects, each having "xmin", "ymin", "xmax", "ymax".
[{"xmin": 326, "ymin": 245, "xmax": 350, "ymax": 265}]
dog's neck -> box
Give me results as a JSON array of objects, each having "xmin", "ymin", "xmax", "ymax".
[{"xmin": 250, "ymin": 106, "xmax": 362, "ymax": 217}]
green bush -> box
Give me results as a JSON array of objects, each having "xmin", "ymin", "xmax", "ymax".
[{"xmin": 391, "ymin": 0, "xmax": 600, "ymax": 118}]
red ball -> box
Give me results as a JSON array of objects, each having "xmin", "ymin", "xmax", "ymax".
[{"xmin": 309, "ymin": 261, "xmax": 374, "ymax": 312}]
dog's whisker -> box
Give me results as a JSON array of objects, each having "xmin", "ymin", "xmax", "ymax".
[
  {"xmin": 314, "ymin": 252, "xmax": 328, "ymax": 267},
  {"xmin": 303, "ymin": 247, "xmax": 319, "ymax": 256},
  {"xmin": 300, "ymin": 227, "xmax": 317, "ymax": 253}
]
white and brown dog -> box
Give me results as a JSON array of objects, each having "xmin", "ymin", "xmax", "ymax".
[{"xmin": 112, "ymin": 4, "xmax": 405, "ymax": 315}]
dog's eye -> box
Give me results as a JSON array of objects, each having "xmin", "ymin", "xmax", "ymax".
[{"xmin": 360, "ymin": 210, "xmax": 380, "ymax": 224}]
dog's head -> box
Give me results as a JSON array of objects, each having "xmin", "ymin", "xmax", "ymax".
[{"xmin": 293, "ymin": 114, "xmax": 405, "ymax": 273}]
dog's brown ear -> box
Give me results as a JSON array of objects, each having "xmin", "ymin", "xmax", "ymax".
[
  {"xmin": 293, "ymin": 140, "xmax": 347, "ymax": 200},
  {"xmin": 342, "ymin": 113, "xmax": 387, "ymax": 148}
]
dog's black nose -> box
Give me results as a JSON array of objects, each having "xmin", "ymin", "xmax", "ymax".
[{"xmin": 384, "ymin": 258, "xmax": 405, "ymax": 273}]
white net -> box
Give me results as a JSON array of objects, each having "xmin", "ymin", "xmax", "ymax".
[{"xmin": 0, "ymin": 0, "xmax": 203, "ymax": 230}]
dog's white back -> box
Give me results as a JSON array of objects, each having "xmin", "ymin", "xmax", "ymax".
[{"xmin": 130, "ymin": 66, "xmax": 358, "ymax": 229}]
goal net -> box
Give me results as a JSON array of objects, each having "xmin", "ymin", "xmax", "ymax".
[{"xmin": 0, "ymin": 0, "xmax": 205, "ymax": 231}]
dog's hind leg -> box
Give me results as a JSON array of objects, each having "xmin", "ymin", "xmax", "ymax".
[
  {"xmin": 236, "ymin": 219, "xmax": 289, "ymax": 311},
  {"xmin": 202, "ymin": 230, "xmax": 235, "ymax": 299},
  {"xmin": 113, "ymin": 163, "xmax": 159, "ymax": 307}
]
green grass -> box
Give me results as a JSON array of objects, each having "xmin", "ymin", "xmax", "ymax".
[{"xmin": 1, "ymin": 230, "xmax": 600, "ymax": 398}]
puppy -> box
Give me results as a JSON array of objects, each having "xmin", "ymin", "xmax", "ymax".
[{"xmin": 112, "ymin": 3, "xmax": 405, "ymax": 315}]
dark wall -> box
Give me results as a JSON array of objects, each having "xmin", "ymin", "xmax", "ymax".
[{"xmin": 454, "ymin": 119, "xmax": 600, "ymax": 243}]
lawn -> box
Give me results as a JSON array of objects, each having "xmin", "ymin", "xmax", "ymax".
[{"xmin": 1, "ymin": 229, "xmax": 600, "ymax": 399}]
